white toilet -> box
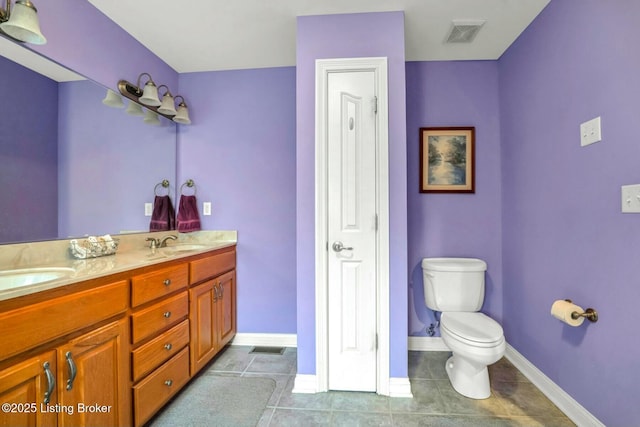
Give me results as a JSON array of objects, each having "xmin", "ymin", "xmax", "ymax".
[{"xmin": 421, "ymin": 257, "xmax": 505, "ymax": 399}]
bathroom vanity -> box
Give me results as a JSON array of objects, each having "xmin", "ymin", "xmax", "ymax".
[{"xmin": 0, "ymin": 232, "xmax": 237, "ymax": 427}]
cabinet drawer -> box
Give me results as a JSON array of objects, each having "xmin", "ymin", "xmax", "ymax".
[
  {"xmin": 0, "ymin": 280, "xmax": 128, "ymax": 361},
  {"xmin": 131, "ymin": 264, "xmax": 188, "ymax": 307},
  {"xmin": 190, "ymin": 249, "xmax": 236, "ymax": 284},
  {"xmin": 133, "ymin": 347, "xmax": 190, "ymax": 427},
  {"xmin": 131, "ymin": 292, "xmax": 188, "ymax": 344},
  {"xmin": 132, "ymin": 320, "xmax": 190, "ymax": 382}
]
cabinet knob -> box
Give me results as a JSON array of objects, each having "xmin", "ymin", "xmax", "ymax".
[
  {"xmin": 164, "ymin": 380, "xmax": 173, "ymax": 387},
  {"xmin": 164, "ymin": 343, "xmax": 173, "ymax": 351},
  {"xmin": 163, "ymin": 279, "xmax": 171, "ymax": 286},
  {"xmin": 163, "ymin": 311, "xmax": 172, "ymax": 318}
]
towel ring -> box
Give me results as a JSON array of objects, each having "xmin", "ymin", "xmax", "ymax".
[
  {"xmin": 154, "ymin": 179, "xmax": 170, "ymax": 196},
  {"xmin": 180, "ymin": 179, "xmax": 196, "ymax": 195}
]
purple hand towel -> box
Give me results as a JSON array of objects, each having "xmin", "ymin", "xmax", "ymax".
[
  {"xmin": 149, "ymin": 195, "xmax": 176, "ymax": 231},
  {"xmin": 177, "ymin": 195, "xmax": 201, "ymax": 232}
]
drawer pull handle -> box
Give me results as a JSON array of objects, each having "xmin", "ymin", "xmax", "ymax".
[
  {"xmin": 163, "ymin": 311, "xmax": 172, "ymax": 318},
  {"xmin": 164, "ymin": 380, "xmax": 173, "ymax": 387},
  {"xmin": 43, "ymin": 361, "xmax": 55, "ymax": 404},
  {"xmin": 213, "ymin": 284, "xmax": 219, "ymax": 301},
  {"xmin": 163, "ymin": 279, "xmax": 171, "ymax": 286},
  {"xmin": 65, "ymin": 351, "xmax": 77, "ymax": 391},
  {"xmin": 164, "ymin": 343, "xmax": 173, "ymax": 351}
]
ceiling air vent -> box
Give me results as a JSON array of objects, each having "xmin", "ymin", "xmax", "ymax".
[{"xmin": 445, "ymin": 20, "xmax": 486, "ymax": 43}]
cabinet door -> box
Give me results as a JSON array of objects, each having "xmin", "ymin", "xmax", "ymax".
[
  {"xmin": 0, "ymin": 350, "xmax": 57, "ymax": 427},
  {"xmin": 217, "ymin": 270, "xmax": 237, "ymax": 348},
  {"xmin": 189, "ymin": 280, "xmax": 218, "ymax": 374},
  {"xmin": 57, "ymin": 319, "xmax": 130, "ymax": 427}
]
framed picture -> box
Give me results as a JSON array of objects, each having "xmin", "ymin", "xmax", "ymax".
[{"xmin": 419, "ymin": 127, "xmax": 475, "ymax": 193}]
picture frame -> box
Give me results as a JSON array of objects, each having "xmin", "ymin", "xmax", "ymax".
[{"xmin": 419, "ymin": 127, "xmax": 475, "ymax": 193}]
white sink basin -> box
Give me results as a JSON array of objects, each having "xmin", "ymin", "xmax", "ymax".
[
  {"xmin": 161, "ymin": 244, "xmax": 208, "ymax": 254},
  {"xmin": 0, "ymin": 267, "xmax": 76, "ymax": 291}
]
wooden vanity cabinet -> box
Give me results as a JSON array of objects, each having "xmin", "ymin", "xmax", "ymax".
[
  {"xmin": 0, "ymin": 350, "xmax": 57, "ymax": 427},
  {"xmin": 57, "ymin": 319, "xmax": 129, "ymax": 427},
  {"xmin": 0, "ymin": 244, "xmax": 237, "ymax": 427},
  {"xmin": 130, "ymin": 262, "xmax": 190, "ymax": 427},
  {"xmin": 0, "ymin": 280, "xmax": 130, "ymax": 427},
  {"xmin": 189, "ymin": 248, "xmax": 237, "ymax": 375}
]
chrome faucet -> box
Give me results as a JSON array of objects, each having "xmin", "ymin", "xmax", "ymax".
[
  {"xmin": 159, "ymin": 235, "xmax": 178, "ymax": 247},
  {"xmin": 146, "ymin": 237, "xmax": 160, "ymax": 249}
]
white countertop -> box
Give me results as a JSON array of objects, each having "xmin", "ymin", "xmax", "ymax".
[{"xmin": 0, "ymin": 230, "xmax": 237, "ymax": 302}]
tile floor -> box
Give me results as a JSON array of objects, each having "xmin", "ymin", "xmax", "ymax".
[{"xmin": 176, "ymin": 346, "xmax": 576, "ymax": 426}]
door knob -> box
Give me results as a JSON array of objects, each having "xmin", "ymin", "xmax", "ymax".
[{"xmin": 332, "ymin": 241, "xmax": 353, "ymax": 252}]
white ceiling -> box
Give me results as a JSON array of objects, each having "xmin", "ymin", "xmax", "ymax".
[
  {"xmin": 0, "ymin": 0, "xmax": 550, "ymax": 81},
  {"xmin": 89, "ymin": 0, "xmax": 551, "ymax": 73}
]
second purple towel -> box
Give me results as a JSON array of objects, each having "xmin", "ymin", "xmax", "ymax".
[{"xmin": 177, "ymin": 195, "xmax": 201, "ymax": 232}]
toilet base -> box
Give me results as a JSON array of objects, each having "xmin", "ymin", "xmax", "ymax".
[{"xmin": 445, "ymin": 355, "xmax": 491, "ymax": 399}]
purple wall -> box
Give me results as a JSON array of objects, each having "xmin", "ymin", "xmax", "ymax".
[
  {"xmin": 177, "ymin": 67, "xmax": 297, "ymax": 334},
  {"xmin": 500, "ymin": 1, "xmax": 640, "ymax": 425},
  {"xmin": 406, "ymin": 61, "xmax": 502, "ymax": 336},
  {"xmin": 296, "ymin": 12, "xmax": 408, "ymax": 377},
  {"xmin": 0, "ymin": 56, "xmax": 58, "ymax": 243},
  {"xmin": 58, "ymin": 80, "xmax": 176, "ymax": 238}
]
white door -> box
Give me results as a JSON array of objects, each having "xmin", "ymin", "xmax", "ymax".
[{"xmin": 327, "ymin": 70, "xmax": 378, "ymax": 392}]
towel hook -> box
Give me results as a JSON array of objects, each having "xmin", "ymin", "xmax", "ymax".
[
  {"xmin": 180, "ymin": 179, "xmax": 196, "ymax": 195},
  {"xmin": 154, "ymin": 179, "xmax": 170, "ymax": 196}
]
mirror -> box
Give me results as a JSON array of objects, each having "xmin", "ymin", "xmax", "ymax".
[{"xmin": 0, "ymin": 37, "xmax": 177, "ymax": 244}]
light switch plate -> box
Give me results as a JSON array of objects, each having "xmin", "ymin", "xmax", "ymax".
[
  {"xmin": 621, "ymin": 184, "xmax": 640, "ymax": 213},
  {"xmin": 144, "ymin": 202, "xmax": 153, "ymax": 216},
  {"xmin": 580, "ymin": 116, "xmax": 602, "ymax": 146}
]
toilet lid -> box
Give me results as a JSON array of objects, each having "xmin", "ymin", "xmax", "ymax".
[{"xmin": 441, "ymin": 312, "xmax": 503, "ymax": 344}]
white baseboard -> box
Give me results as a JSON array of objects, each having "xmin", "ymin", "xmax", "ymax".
[
  {"xmin": 505, "ymin": 344, "xmax": 604, "ymax": 427},
  {"xmin": 230, "ymin": 333, "xmax": 297, "ymax": 348},
  {"xmin": 408, "ymin": 336, "xmax": 450, "ymax": 351},
  {"xmin": 389, "ymin": 377, "xmax": 413, "ymax": 398},
  {"xmin": 292, "ymin": 374, "xmax": 318, "ymax": 394}
]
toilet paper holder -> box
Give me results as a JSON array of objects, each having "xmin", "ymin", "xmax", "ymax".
[{"xmin": 564, "ymin": 299, "xmax": 598, "ymax": 323}]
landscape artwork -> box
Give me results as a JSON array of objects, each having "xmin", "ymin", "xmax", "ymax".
[{"xmin": 419, "ymin": 127, "xmax": 475, "ymax": 193}]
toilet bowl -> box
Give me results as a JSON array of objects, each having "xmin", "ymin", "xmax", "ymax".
[
  {"xmin": 440, "ymin": 312, "xmax": 505, "ymax": 399},
  {"xmin": 421, "ymin": 258, "xmax": 505, "ymax": 399}
]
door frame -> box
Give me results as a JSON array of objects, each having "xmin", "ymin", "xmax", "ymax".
[{"xmin": 314, "ymin": 57, "xmax": 390, "ymax": 395}]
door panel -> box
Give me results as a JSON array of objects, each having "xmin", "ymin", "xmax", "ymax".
[{"xmin": 327, "ymin": 70, "xmax": 377, "ymax": 392}]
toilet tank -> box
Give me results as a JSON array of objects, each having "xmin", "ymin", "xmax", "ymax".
[{"xmin": 421, "ymin": 258, "xmax": 487, "ymax": 312}]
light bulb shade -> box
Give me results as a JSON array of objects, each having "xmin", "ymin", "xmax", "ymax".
[
  {"xmin": 143, "ymin": 109, "xmax": 161, "ymax": 125},
  {"xmin": 102, "ymin": 89, "xmax": 125, "ymax": 108},
  {"xmin": 157, "ymin": 93, "xmax": 177, "ymax": 116},
  {"xmin": 173, "ymin": 104, "xmax": 191, "ymax": 124},
  {"xmin": 0, "ymin": 1, "xmax": 46, "ymax": 45},
  {"xmin": 139, "ymin": 81, "xmax": 161, "ymax": 106},
  {"xmin": 125, "ymin": 101, "xmax": 145, "ymax": 116}
]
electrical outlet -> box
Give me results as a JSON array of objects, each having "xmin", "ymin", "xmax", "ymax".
[
  {"xmin": 203, "ymin": 202, "xmax": 211, "ymax": 216},
  {"xmin": 144, "ymin": 202, "xmax": 153, "ymax": 216}
]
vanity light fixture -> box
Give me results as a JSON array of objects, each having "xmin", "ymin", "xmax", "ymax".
[
  {"xmin": 143, "ymin": 109, "xmax": 161, "ymax": 126},
  {"xmin": 101, "ymin": 89, "xmax": 125, "ymax": 108},
  {"xmin": 0, "ymin": 0, "xmax": 46, "ymax": 45},
  {"xmin": 117, "ymin": 73, "xmax": 192, "ymax": 124},
  {"xmin": 137, "ymin": 73, "xmax": 161, "ymax": 106},
  {"xmin": 157, "ymin": 85, "xmax": 177, "ymax": 116},
  {"xmin": 125, "ymin": 101, "xmax": 145, "ymax": 116},
  {"xmin": 172, "ymin": 96, "xmax": 191, "ymax": 125}
]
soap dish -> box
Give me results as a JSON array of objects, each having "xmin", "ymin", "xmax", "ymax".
[{"xmin": 69, "ymin": 235, "xmax": 119, "ymax": 259}]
